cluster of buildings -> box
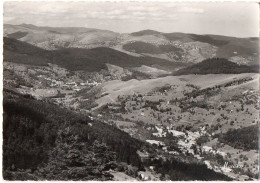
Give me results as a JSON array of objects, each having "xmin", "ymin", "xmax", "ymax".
[{"xmin": 37, "ymin": 75, "xmax": 100, "ymax": 91}]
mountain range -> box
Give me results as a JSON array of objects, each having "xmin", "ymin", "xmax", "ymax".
[{"xmin": 3, "ymin": 24, "xmax": 259, "ymax": 74}]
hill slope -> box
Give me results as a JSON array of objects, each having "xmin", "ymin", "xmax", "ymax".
[
  {"xmin": 174, "ymin": 58, "xmax": 258, "ymax": 75},
  {"xmin": 130, "ymin": 31, "xmax": 258, "ymax": 64},
  {"xmin": 3, "ymin": 89, "xmax": 232, "ymax": 181},
  {"xmin": 4, "ymin": 37, "xmax": 185, "ymax": 72},
  {"xmin": 52, "ymin": 47, "xmax": 186, "ymax": 72},
  {"xmin": 3, "ymin": 37, "xmax": 51, "ymax": 66},
  {"xmin": 3, "ymin": 89, "xmax": 144, "ymax": 180},
  {"xmin": 4, "ymin": 24, "xmax": 120, "ymax": 50}
]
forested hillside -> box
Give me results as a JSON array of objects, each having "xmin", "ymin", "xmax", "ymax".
[
  {"xmin": 174, "ymin": 58, "xmax": 258, "ymax": 75},
  {"xmin": 4, "ymin": 37, "xmax": 184, "ymax": 72},
  {"xmin": 217, "ymin": 125, "xmax": 258, "ymax": 151},
  {"xmin": 3, "ymin": 89, "xmax": 144, "ymax": 180}
]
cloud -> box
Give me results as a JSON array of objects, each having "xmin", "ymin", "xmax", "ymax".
[
  {"xmin": 149, "ymin": 12, "xmax": 165, "ymax": 17},
  {"xmin": 106, "ymin": 10, "xmax": 124, "ymax": 16},
  {"xmin": 126, "ymin": 6, "xmax": 159, "ymax": 12},
  {"xmin": 3, "ymin": 2, "xmax": 175, "ymax": 23},
  {"xmin": 132, "ymin": 11, "xmax": 147, "ymax": 17},
  {"xmin": 37, "ymin": 4, "xmax": 69, "ymax": 14},
  {"xmin": 3, "ymin": 2, "xmax": 258, "ymax": 37},
  {"xmin": 4, "ymin": 16, "xmax": 15, "ymax": 22},
  {"xmin": 178, "ymin": 7, "xmax": 204, "ymax": 14}
]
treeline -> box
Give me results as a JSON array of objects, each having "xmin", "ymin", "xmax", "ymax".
[{"xmin": 184, "ymin": 77, "xmax": 253, "ymax": 99}]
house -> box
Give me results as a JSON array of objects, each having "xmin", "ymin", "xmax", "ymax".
[
  {"xmin": 202, "ymin": 146, "xmax": 213, "ymax": 153},
  {"xmin": 146, "ymin": 140, "xmax": 165, "ymax": 146},
  {"xmin": 168, "ymin": 130, "xmax": 185, "ymax": 137}
]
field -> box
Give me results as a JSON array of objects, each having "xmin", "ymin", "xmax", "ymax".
[{"xmin": 92, "ymin": 73, "xmax": 257, "ymax": 108}]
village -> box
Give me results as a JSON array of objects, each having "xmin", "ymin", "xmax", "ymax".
[
  {"xmin": 96, "ymin": 76, "xmax": 258, "ymax": 180},
  {"xmin": 3, "ymin": 62, "xmax": 101, "ymax": 99}
]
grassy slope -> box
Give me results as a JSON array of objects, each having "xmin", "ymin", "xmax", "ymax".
[{"xmin": 93, "ymin": 73, "xmax": 256, "ymax": 109}]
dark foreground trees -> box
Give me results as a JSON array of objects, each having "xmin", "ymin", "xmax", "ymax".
[{"xmin": 3, "ymin": 90, "xmax": 143, "ymax": 180}]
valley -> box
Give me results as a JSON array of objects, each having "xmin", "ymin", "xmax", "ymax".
[
  {"xmin": 2, "ymin": 24, "xmax": 259, "ymax": 181},
  {"xmin": 3, "ymin": 59, "xmax": 259, "ymax": 180}
]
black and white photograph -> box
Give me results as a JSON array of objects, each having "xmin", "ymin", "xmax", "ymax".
[{"xmin": 2, "ymin": 1, "xmax": 259, "ymax": 181}]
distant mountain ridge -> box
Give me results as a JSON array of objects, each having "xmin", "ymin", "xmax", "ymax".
[
  {"xmin": 4, "ymin": 24, "xmax": 258, "ymax": 65},
  {"xmin": 5, "ymin": 23, "xmax": 116, "ymax": 34},
  {"xmin": 130, "ymin": 29, "xmax": 162, "ymax": 36}
]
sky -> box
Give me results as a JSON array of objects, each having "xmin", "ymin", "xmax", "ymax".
[{"xmin": 3, "ymin": 1, "xmax": 259, "ymax": 37}]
